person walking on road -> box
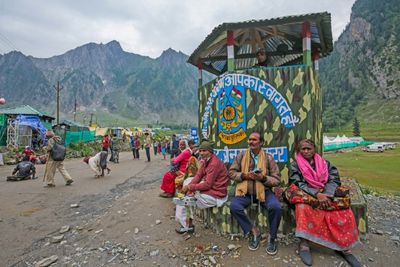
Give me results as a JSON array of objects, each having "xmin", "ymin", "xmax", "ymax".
[
  {"xmin": 144, "ymin": 132, "xmax": 152, "ymax": 162},
  {"xmin": 43, "ymin": 130, "xmax": 73, "ymax": 187}
]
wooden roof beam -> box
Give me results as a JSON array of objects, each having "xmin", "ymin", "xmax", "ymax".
[{"xmin": 201, "ymin": 49, "xmax": 303, "ymax": 61}]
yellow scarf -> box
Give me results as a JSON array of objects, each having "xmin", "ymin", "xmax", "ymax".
[{"xmin": 235, "ymin": 149, "xmax": 268, "ymax": 202}]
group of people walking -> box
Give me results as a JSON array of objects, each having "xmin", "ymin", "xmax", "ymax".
[{"xmin": 158, "ymin": 132, "xmax": 361, "ymax": 267}]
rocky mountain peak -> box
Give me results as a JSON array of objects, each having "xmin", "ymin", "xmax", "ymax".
[{"xmin": 157, "ymin": 48, "xmax": 188, "ymax": 66}]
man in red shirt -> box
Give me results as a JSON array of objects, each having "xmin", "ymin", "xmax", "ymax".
[
  {"xmin": 175, "ymin": 140, "xmax": 229, "ymax": 234},
  {"xmin": 23, "ymin": 146, "xmax": 37, "ymax": 163}
]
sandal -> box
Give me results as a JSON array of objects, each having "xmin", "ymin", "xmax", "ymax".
[
  {"xmin": 336, "ymin": 251, "xmax": 361, "ymax": 267},
  {"xmin": 298, "ymin": 243, "xmax": 312, "ymax": 266}
]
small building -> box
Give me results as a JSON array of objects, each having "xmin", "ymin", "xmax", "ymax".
[
  {"xmin": 0, "ymin": 105, "xmax": 54, "ymax": 147},
  {"xmin": 53, "ymin": 120, "xmax": 95, "ymax": 146}
]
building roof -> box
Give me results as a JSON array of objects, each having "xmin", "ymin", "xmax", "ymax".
[
  {"xmin": 0, "ymin": 105, "xmax": 55, "ymax": 119},
  {"xmin": 187, "ymin": 12, "xmax": 333, "ymax": 75},
  {"xmin": 59, "ymin": 119, "xmax": 87, "ymax": 128}
]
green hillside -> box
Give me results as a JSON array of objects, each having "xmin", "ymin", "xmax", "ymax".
[
  {"xmin": 320, "ymin": 0, "xmax": 400, "ymax": 131},
  {"xmin": 324, "ymin": 99, "xmax": 400, "ymax": 141}
]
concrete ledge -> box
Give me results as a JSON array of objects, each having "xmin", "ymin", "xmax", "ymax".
[{"xmin": 195, "ymin": 178, "xmax": 368, "ymax": 236}]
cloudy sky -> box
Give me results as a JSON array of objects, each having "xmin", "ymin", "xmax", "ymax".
[{"xmin": 0, "ymin": 0, "xmax": 356, "ymax": 58}]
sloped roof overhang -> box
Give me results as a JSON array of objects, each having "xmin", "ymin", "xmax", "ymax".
[{"xmin": 188, "ymin": 12, "xmax": 333, "ymax": 75}]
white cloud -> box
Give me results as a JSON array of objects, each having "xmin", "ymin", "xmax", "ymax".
[{"xmin": 0, "ymin": 0, "xmax": 356, "ymax": 58}]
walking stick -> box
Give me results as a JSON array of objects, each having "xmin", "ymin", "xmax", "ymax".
[{"xmin": 43, "ymin": 161, "xmax": 48, "ymax": 182}]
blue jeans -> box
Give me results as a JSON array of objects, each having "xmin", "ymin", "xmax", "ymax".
[
  {"xmin": 230, "ymin": 189, "xmax": 282, "ymax": 240},
  {"xmin": 145, "ymin": 147, "xmax": 151, "ymax": 161}
]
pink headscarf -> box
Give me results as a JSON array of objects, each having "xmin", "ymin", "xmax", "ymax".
[{"xmin": 296, "ymin": 152, "xmax": 328, "ymax": 189}]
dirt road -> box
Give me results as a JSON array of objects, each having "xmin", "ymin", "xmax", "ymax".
[{"xmin": 0, "ymin": 151, "xmax": 398, "ymax": 266}]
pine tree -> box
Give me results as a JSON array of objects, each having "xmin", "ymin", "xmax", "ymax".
[{"xmin": 353, "ymin": 117, "xmax": 361, "ymax": 137}]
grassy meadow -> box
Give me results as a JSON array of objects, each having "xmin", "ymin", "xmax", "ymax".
[
  {"xmin": 325, "ymin": 99, "xmax": 400, "ymax": 142},
  {"xmin": 325, "ymin": 122, "xmax": 400, "ymax": 142},
  {"xmin": 324, "ymin": 146, "xmax": 400, "ymax": 195}
]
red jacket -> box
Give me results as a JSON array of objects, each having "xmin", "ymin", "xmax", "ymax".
[{"xmin": 188, "ymin": 154, "xmax": 228, "ymax": 198}]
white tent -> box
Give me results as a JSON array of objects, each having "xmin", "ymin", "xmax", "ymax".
[
  {"xmin": 341, "ymin": 135, "xmax": 352, "ymax": 143},
  {"xmin": 332, "ymin": 135, "xmax": 342, "ymax": 144},
  {"xmin": 323, "ymin": 135, "xmax": 334, "ymax": 144}
]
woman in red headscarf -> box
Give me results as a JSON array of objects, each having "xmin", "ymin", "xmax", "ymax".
[{"xmin": 286, "ymin": 139, "xmax": 361, "ymax": 267}]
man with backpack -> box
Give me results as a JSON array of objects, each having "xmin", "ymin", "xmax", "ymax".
[
  {"xmin": 43, "ymin": 130, "xmax": 74, "ymax": 187},
  {"xmin": 110, "ymin": 134, "xmax": 121, "ymax": 163}
]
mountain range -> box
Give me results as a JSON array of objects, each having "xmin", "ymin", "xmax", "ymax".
[
  {"xmin": 0, "ymin": 41, "xmax": 200, "ymax": 127},
  {"xmin": 0, "ymin": 0, "xmax": 399, "ymax": 129}
]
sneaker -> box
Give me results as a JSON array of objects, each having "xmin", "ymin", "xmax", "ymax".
[
  {"xmin": 248, "ymin": 233, "xmax": 261, "ymax": 251},
  {"xmin": 66, "ymin": 180, "xmax": 74, "ymax": 186},
  {"xmin": 266, "ymin": 239, "xmax": 278, "ymax": 255},
  {"xmin": 44, "ymin": 184, "xmax": 56, "ymax": 188},
  {"xmin": 175, "ymin": 225, "xmax": 195, "ymax": 234}
]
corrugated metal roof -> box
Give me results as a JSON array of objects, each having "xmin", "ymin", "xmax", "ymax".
[
  {"xmin": 60, "ymin": 119, "xmax": 86, "ymax": 127},
  {"xmin": 0, "ymin": 105, "xmax": 55, "ymax": 119},
  {"xmin": 188, "ymin": 12, "xmax": 333, "ymax": 75}
]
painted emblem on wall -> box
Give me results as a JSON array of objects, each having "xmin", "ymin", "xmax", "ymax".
[
  {"xmin": 218, "ymin": 86, "xmax": 247, "ymax": 144},
  {"xmin": 201, "ymin": 73, "xmax": 299, "ymax": 142}
]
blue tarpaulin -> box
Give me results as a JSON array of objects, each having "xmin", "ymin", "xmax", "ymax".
[{"xmin": 15, "ymin": 115, "xmax": 48, "ymax": 145}]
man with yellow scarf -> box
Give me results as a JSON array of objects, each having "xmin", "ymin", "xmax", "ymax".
[{"xmin": 229, "ymin": 132, "xmax": 282, "ymax": 255}]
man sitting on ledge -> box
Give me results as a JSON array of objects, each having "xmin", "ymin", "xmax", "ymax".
[
  {"xmin": 229, "ymin": 132, "xmax": 282, "ymax": 255},
  {"xmin": 175, "ymin": 140, "xmax": 229, "ymax": 234}
]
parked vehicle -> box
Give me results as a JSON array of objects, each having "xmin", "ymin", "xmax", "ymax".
[{"xmin": 364, "ymin": 144, "xmax": 384, "ymax": 152}]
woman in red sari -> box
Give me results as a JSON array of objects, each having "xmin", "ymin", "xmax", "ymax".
[
  {"xmin": 159, "ymin": 140, "xmax": 196, "ymax": 198},
  {"xmin": 288, "ymin": 139, "xmax": 361, "ymax": 267}
]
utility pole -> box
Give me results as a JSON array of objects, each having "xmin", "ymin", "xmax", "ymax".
[
  {"xmin": 73, "ymin": 97, "xmax": 77, "ymax": 122},
  {"xmin": 89, "ymin": 113, "xmax": 94, "ymax": 126},
  {"xmin": 53, "ymin": 81, "xmax": 63, "ymax": 125}
]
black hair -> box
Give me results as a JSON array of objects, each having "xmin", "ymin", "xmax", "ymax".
[
  {"xmin": 297, "ymin": 139, "xmax": 316, "ymax": 152},
  {"xmin": 252, "ymin": 131, "xmax": 264, "ymax": 144}
]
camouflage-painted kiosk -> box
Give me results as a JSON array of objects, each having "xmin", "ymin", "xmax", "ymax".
[{"xmin": 187, "ymin": 12, "xmax": 367, "ymax": 235}]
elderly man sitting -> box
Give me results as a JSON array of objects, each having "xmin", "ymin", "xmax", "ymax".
[{"xmin": 174, "ymin": 140, "xmax": 229, "ymax": 234}]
